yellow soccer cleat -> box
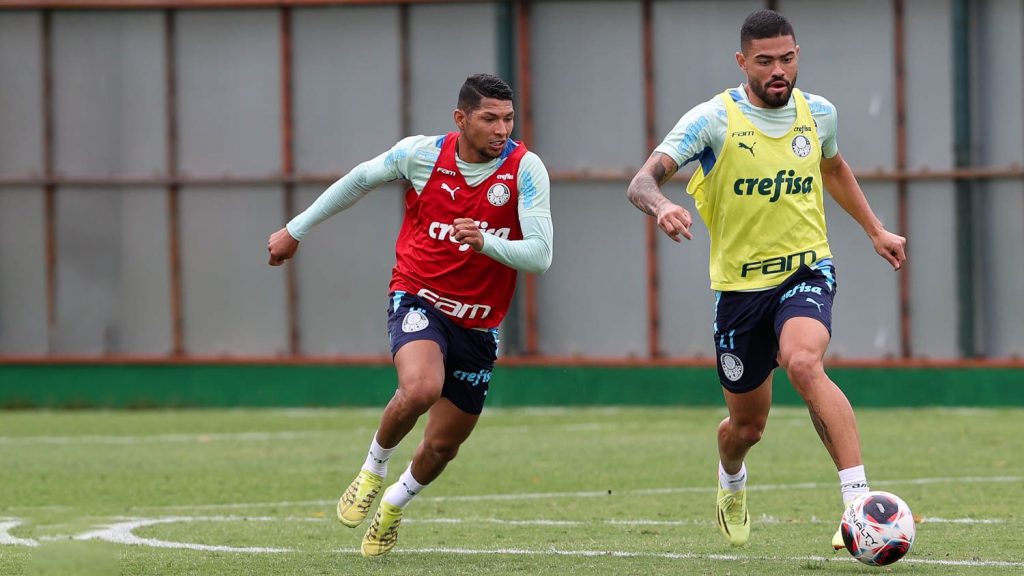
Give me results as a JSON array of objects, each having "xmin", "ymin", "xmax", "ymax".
[
  {"xmin": 832, "ymin": 526, "xmax": 845, "ymax": 550},
  {"xmin": 337, "ymin": 469, "xmax": 383, "ymax": 528},
  {"xmin": 361, "ymin": 500, "xmax": 403, "ymax": 557},
  {"xmin": 716, "ymin": 487, "xmax": 750, "ymax": 546}
]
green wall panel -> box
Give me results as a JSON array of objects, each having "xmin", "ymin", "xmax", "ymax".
[{"xmin": 0, "ymin": 364, "xmax": 1021, "ymax": 409}]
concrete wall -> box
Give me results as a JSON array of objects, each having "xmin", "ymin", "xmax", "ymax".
[{"xmin": 0, "ymin": 1, "xmax": 1021, "ymax": 360}]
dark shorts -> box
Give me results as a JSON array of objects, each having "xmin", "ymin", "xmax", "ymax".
[
  {"xmin": 386, "ymin": 291, "xmax": 499, "ymax": 415},
  {"xmin": 713, "ymin": 261, "xmax": 838, "ymax": 393}
]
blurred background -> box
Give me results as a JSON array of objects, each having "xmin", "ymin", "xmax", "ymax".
[{"xmin": 0, "ymin": 0, "xmax": 1021, "ymax": 407}]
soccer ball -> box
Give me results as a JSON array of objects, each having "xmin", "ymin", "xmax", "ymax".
[{"xmin": 840, "ymin": 491, "xmax": 916, "ymax": 566}]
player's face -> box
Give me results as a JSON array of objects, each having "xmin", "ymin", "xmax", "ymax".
[
  {"xmin": 736, "ymin": 35, "xmax": 799, "ymax": 108},
  {"xmin": 455, "ymin": 97, "xmax": 515, "ymax": 163}
]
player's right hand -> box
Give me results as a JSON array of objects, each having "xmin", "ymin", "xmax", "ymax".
[
  {"xmin": 870, "ymin": 228, "xmax": 907, "ymax": 271},
  {"xmin": 656, "ymin": 201, "xmax": 693, "ymax": 242},
  {"xmin": 267, "ymin": 227, "xmax": 299, "ymax": 266}
]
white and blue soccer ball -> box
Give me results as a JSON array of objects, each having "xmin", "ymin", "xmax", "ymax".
[{"xmin": 840, "ymin": 491, "xmax": 916, "ymax": 566}]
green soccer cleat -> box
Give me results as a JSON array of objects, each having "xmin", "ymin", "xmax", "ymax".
[
  {"xmin": 337, "ymin": 469, "xmax": 383, "ymax": 528},
  {"xmin": 716, "ymin": 487, "xmax": 750, "ymax": 546},
  {"xmin": 361, "ymin": 500, "xmax": 403, "ymax": 557},
  {"xmin": 832, "ymin": 525, "xmax": 845, "ymax": 550}
]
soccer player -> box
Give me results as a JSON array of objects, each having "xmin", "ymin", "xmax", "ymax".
[
  {"xmin": 266, "ymin": 73, "xmax": 552, "ymax": 557},
  {"xmin": 626, "ymin": 10, "xmax": 906, "ymax": 548}
]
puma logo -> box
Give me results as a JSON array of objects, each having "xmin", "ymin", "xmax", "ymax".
[
  {"xmin": 738, "ymin": 141, "xmax": 756, "ymax": 157},
  {"xmin": 403, "ymin": 481, "xmax": 418, "ymax": 497},
  {"xmin": 806, "ymin": 297, "xmax": 823, "ymax": 312},
  {"xmin": 441, "ymin": 183, "xmax": 460, "ymax": 200}
]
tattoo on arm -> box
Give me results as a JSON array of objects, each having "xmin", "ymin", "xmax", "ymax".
[
  {"xmin": 650, "ymin": 161, "xmax": 667, "ymax": 185},
  {"xmin": 627, "ymin": 153, "xmax": 678, "ymax": 216}
]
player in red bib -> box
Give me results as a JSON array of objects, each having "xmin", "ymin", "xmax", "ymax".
[{"xmin": 267, "ymin": 74, "xmax": 552, "ymax": 557}]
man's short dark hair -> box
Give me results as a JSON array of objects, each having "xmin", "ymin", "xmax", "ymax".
[
  {"xmin": 740, "ymin": 9, "xmax": 795, "ymax": 52},
  {"xmin": 458, "ymin": 73, "xmax": 514, "ymax": 114}
]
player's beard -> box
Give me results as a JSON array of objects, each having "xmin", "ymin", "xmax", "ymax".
[
  {"xmin": 473, "ymin": 138, "xmax": 505, "ymax": 161},
  {"xmin": 751, "ymin": 73, "xmax": 797, "ymax": 108},
  {"xmin": 458, "ymin": 131, "xmax": 505, "ymax": 162},
  {"xmin": 476, "ymin": 144, "xmax": 502, "ymax": 160}
]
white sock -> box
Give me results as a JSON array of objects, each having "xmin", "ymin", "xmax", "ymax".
[
  {"xmin": 382, "ymin": 463, "xmax": 427, "ymax": 509},
  {"xmin": 719, "ymin": 461, "xmax": 747, "ymax": 492},
  {"xmin": 361, "ymin": 433, "xmax": 397, "ymax": 477},
  {"xmin": 839, "ymin": 464, "xmax": 869, "ymax": 505}
]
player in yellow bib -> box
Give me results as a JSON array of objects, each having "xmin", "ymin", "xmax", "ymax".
[{"xmin": 626, "ymin": 10, "xmax": 906, "ymax": 549}]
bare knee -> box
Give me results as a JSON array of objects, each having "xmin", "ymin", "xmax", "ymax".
[
  {"xmin": 726, "ymin": 417, "xmax": 767, "ymax": 446},
  {"xmin": 392, "ymin": 375, "xmax": 441, "ymax": 416},
  {"xmin": 423, "ymin": 437, "xmax": 461, "ymax": 463},
  {"xmin": 781, "ymin": 349, "xmax": 823, "ymax": 392}
]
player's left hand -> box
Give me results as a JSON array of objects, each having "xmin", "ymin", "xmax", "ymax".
[
  {"xmin": 655, "ymin": 201, "xmax": 693, "ymax": 242},
  {"xmin": 870, "ymin": 228, "xmax": 907, "ymax": 270},
  {"xmin": 453, "ymin": 218, "xmax": 485, "ymax": 252}
]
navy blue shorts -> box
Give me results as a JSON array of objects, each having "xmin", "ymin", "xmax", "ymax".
[
  {"xmin": 386, "ymin": 291, "xmax": 499, "ymax": 415},
  {"xmin": 713, "ymin": 261, "xmax": 838, "ymax": 393}
]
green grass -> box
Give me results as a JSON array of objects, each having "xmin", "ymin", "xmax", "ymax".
[{"xmin": 1, "ymin": 406, "xmax": 1022, "ymax": 575}]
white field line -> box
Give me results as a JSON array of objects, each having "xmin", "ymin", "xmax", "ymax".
[
  {"xmin": 11, "ymin": 515, "xmax": 1005, "ymax": 535},
  {"xmin": 270, "ymin": 408, "xmax": 373, "ymax": 417},
  {"xmin": 920, "ymin": 517, "xmax": 1006, "ymax": 524},
  {"xmin": 423, "ymin": 475, "xmax": 1024, "ymax": 502},
  {"xmin": 128, "ymin": 474, "xmax": 1022, "ymax": 511},
  {"xmin": 409, "ymin": 518, "xmax": 585, "ymax": 526},
  {"xmin": 2, "ymin": 505, "xmax": 72, "ymax": 512},
  {"xmin": 6, "ymin": 406, "xmax": 998, "ymax": 445},
  {"xmin": 0, "ymin": 431, "xmax": 323, "ymax": 446},
  {"xmin": 9, "ymin": 516, "xmax": 1021, "ymax": 567},
  {"xmin": 131, "ymin": 499, "xmax": 331, "ymax": 511},
  {"xmin": 405, "ymin": 516, "xmax": 1007, "ymax": 527},
  {"xmin": 503, "ymin": 407, "xmax": 625, "ymax": 417},
  {"xmin": 0, "ymin": 520, "xmax": 38, "ymax": 547},
  {"xmin": 74, "ymin": 517, "xmax": 290, "ymax": 553},
  {"xmin": 335, "ymin": 546, "xmax": 1024, "ymax": 568},
  {"xmin": 0, "ymin": 420, "xmax": 620, "ymax": 447}
]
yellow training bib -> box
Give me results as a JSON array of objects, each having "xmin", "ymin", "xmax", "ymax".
[{"xmin": 687, "ymin": 88, "xmax": 832, "ymax": 291}]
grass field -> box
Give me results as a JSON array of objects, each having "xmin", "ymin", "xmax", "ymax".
[{"xmin": 1, "ymin": 406, "xmax": 1022, "ymax": 575}]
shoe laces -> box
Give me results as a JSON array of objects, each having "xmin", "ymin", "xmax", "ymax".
[
  {"xmin": 367, "ymin": 510, "xmax": 401, "ymax": 546},
  {"xmin": 342, "ymin": 475, "xmax": 381, "ymax": 515},
  {"xmin": 722, "ymin": 491, "xmax": 746, "ymax": 524}
]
